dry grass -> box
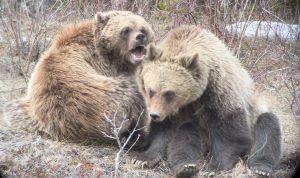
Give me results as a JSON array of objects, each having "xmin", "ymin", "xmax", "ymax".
[
  {"xmin": 0, "ymin": 128, "xmax": 170, "ymax": 177},
  {"xmin": 0, "ymin": 0, "xmax": 300, "ymax": 177}
]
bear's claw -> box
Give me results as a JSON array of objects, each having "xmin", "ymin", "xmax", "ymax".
[
  {"xmin": 131, "ymin": 158, "xmax": 148, "ymax": 168},
  {"xmin": 254, "ymin": 169, "xmax": 270, "ymax": 176},
  {"xmin": 131, "ymin": 156, "xmax": 161, "ymax": 169},
  {"xmin": 175, "ymin": 164, "xmax": 199, "ymax": 178},
  {"xmin": 249, "ymin": 166, "xmax": 272, "ymax": 177},
  {"xmin": 131, "ymin": 159, "xmax": 148, "ymax": 168}
]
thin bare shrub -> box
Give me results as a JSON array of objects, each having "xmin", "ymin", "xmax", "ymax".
[
  {"xmin": 101, "ymin": 109, "xmax": 145, "ymax": 178},
  {"xmin": 0, "ymin": 0, "xmax": 52, "ymax": 82}
]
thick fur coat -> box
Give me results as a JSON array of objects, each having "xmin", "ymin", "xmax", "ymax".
[
  {"xmin": 136, "ymin": 26, "xmax": 282, "ymax": 177},
  {"xmin": 3, "ymin": 11, "xmax": 154, "ymax": 144}
]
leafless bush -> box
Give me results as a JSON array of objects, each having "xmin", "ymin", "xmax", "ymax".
[
  {"xmin": 197, "ymin": 0, "xmax": 300, "ymax": 125},
  {"xmin": 101, "ymin": 109, "xmax": 145, "ymax": 178},
  {"xmin": 0, "ymin": 1, "xmax": 46, "ymax": 81},
  {"xmin": 0, "ymin": 0, "xmax": 57, "ymax": 82}
]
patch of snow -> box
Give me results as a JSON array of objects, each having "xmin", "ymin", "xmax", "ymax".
[
  {"xmin": 0, "ymin": 35, "xmax": 4, "ymax": 43},
  {"xmin": 226, "ymin": 21, "xmax": 300, "ymax": 42}
]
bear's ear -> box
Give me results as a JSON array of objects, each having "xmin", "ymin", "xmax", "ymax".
[
  {"xmin": 95, "ymin": 11, "xmax": 133, "ymax": 24},
  {"xmin": 147, "ymin": 44, "xmax": 162, "ymax": 61},
  {"xmin": 95, "ymin": 12, "xmax": 110, "ymax": 24},
  {"xmin": 178, "ymin": 53, "xmax": 199, "ymax": 71}
]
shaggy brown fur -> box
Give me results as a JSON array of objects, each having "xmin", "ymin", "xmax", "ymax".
[
  {"xmin": 136, "ymin": 26, "xmax": 282, "ymax": 177},
  {"xmin": 3, "ymin": 11, "xmax": 154, "ymax": 144}
]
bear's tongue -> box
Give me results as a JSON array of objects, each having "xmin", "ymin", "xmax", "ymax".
[{"xmin": 130, "ymin": 46, "xmax": 146, "ymax": 61}]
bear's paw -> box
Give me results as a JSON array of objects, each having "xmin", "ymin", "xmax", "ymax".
[{"xmin": 175, "ymin": 164, "xmax": 199, "ymax": 178}]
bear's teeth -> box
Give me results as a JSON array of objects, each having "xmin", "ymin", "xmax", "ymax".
[{"xmin": 131, "ymin": 53, "xmax": 145, "ymax": 61}]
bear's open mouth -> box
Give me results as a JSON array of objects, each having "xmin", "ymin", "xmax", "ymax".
[{"xmin": 130, "ymin": 45, "xmax": 146, "ymax": 62}]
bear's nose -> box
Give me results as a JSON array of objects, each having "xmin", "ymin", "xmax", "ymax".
[
  {"xmin": 136, "ymin": 33, "xmax": 145, "ymax": 41},
  {"xmin": 150, "ymin": 112, "xmax": 160, "ymax": 121}
]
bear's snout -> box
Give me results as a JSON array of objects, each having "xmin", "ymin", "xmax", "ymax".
[
  {"xmin": 149, "ymin": 112, "xmax": 160, "ymax": 122},
  {"xmin": 135, "ymin": 33, "xmax": 147, "ymax": 44},
  {"xmin": 136, "ymin": 33, "xmax": 146, "ymax": 41}
]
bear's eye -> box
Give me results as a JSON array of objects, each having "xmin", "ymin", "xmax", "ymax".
[
  {"xmin": 163, "ymin": 91, "xmax": 175, "ymax": 102},
  {"xmin": 140, "ymin": 28, "xmax": 147, "ymax": 35},
  {"xmin": 121, "ymin": 27, "xmax": 131, "ymax": 38},
  {"xmin": 149, "ymin": 89, "xmax": 155, "ymax": 98}
]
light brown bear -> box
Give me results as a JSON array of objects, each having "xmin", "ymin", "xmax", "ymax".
[
  {"xmin": 135, "ymin": 26, "xmax": 282, "ymax": 177},
  {"xmin": 3, "ymin": 11, "xmax": 154, "ymax": 145}
]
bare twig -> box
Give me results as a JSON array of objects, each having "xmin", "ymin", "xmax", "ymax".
[{"xmin": 102, "ymin": 109, "xmax": 145, "ymax": 178}]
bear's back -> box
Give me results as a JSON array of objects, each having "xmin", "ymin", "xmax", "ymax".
[
  {"xmin": 159, "ymin": 26, "xmax": 239, "ymax": 65},
  {"xmin": 158, "ymin": 26, "xmax": 255, "ymax": 115}
]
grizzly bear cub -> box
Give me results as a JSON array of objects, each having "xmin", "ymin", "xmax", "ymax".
[
  {"xmin": 135, "ymin": 26, "xmax": 282, "ymax": 177},
  {"xmin": 3, "ymin": 11, "xmax": 154, "ymax": 146}
]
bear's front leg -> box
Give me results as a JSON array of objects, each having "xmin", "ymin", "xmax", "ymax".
[
  {"xmin": 167, "ymin": 121, "xmax": 203, "ymax": 178},
  {"xmin": 206, "ymin": 108, "xmax": 252, "ymax": 171},
  {"xmin": 248, "ymin": 112, "xmax": 282, "ymax": 177},
  {"xmin": 132, "ymin": 120, "xmax": 174, "ymax": 168}
]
